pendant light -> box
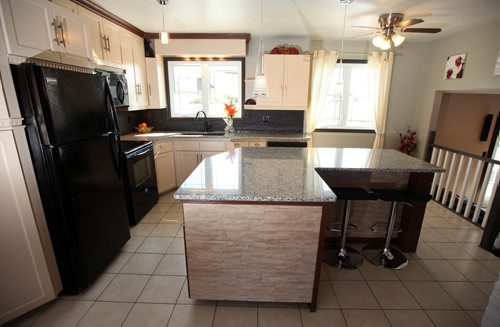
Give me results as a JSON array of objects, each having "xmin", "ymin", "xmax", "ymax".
[
  {"xmin": 333, "ymin": 0, "xmax": 352, "ymax": 99},
  {"xmin": 253, "ymin": 0, "xmax": 268, "ymax": 98},
  {"xmin": 159, "ymin": 0, "xmax": 169, "ymax": 44}
]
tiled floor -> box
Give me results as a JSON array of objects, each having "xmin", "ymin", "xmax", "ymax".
[{"xmin": 7, "ymin": 196, "xmax": 500, "ymax": 326}]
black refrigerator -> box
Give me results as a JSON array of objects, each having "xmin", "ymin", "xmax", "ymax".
[{"xmin": 10, "ymin": 64, "xmax": 131, "ymax": 294}]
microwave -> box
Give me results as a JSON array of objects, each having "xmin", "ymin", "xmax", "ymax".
[{"xmin": 97, "ymin": 70, "xmax": 129, "ymax": 107}]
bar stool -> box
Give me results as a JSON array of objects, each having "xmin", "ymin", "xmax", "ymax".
[
  {"xmin": 362, "ymin": 189, "xmax": 432, "ymax": 270},
  {"xmin": 323, "ymin": 188, "xmax": 379, "ymax": 270}
]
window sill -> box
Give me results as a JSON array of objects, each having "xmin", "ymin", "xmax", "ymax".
[{"xmin": 314, "ymin": 128, "xmax": 375, "ymax": 134}]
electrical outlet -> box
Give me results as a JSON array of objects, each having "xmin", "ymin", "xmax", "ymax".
[{"xmin": 262, "ymin": 115, "xmax": 271, "ymax": 122}]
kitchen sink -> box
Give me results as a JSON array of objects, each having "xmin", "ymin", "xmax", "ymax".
[{"xmin": 179, "ymin": 131, "xmax": 226, "ymax": 136}]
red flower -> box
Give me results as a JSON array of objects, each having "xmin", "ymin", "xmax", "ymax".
[{"xmin": 224, "ymin": 103, "xmax": 237, "ymax": 118}]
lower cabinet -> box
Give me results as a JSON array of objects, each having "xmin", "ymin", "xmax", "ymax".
[
  {"xmin": 232, "ymin": 140, "xmax": 267, "ymax": 148},
  {"xmin": 153, "ymin": 141, "xmax": 176, "ymax": 193},
  {"xmin": 174, "ymin": 140, "xmax": 229, "ymax": 186}
]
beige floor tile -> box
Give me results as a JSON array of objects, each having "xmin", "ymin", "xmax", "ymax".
[
  {"xmin": 138, "ymin": 275, "xmax": 184, "ymax": 303},
  {"xmin": 320, "ymin": 264, "xmax": 328, "ymax": 280},
  {"xmin": 137, "ymin": 237, "xmax": 174, "ymax": 254},
  {"xmin": 98, "ymin": 274, "xmax": 149, "ymax": 302},
  {"xmin": 167, "ymin": 203, "xmax": 184, "ymax": 214},
  {"xmin": 120, "ymin": 253, "xmax": 163, "ymax": 274},
  {"xmin": 331, "ymin": 281, "xmax": 380, "ymax": 309},
  {"xmin": 324, "ymin": 264, "xmax": 364, "ymax": 280},
  {"xmin": 151, "ymin": 203, "xmax": 174, "ymax": 213},
  {"xmin": 426, "ymin": 242, "xmax": 473, "ymax": 260},
  {"xmin": 104, "ymin": 252, "xmax": 132, "ymax": 273},
  {"xmin": 479, "ymin": 259, "xmax": 500, "ymax": 274},
  {"xmin": 212, "ymin": 306, "xmax": 257, "ymax": 327},
  {"xmin": 395, "ymin": 260, "xmax": 433, "ymax": 281},
  {"xmin": 5, "ymin": 301, "xmax": 51, "ymax": 327},
  {"xmin": 439, "ymin": 281, "xmax": 489, "ymax": 310},
  {"xmin": 316, "ymin": 280, "xmax": 339, "ymax": 308},
  {"xmin": 425, "ymin": 218, "xmax": 455, "ymax": 228},
  {"xmin": 404, "ymin": 281, "xmax": 460, "ymax": 310},
  {"xmin": 78, "ymin": 302, "xmax": 133, "ymax": 327},
  {"xmin": 121, "ymin": 236, "xmax": 146, "ymax": 253},
  {"xmin": 367, "ymin": 281, "xmax": 420, "ymax": 309},
  {"xmin": 176, "ymin": 226, "xmax": 184, "ymax": 238},
  {"xmin": 32, "ymin": 300, "xmax": 93, "ymax": 327},
  {"xmin": 167, "ymin": 238, "xmax": 186, "ymax": 254},
  {"xmin": 384, "ymin": 309, "xmax": 434, "ymax": 327},
  {"xmin": 161, "ymin": 212, "xmax": 184, "ymax": 224},
  {"xmin": 436, "ymin": 228, "xmax": 483, "ymax": 243},
  {"xmin": 342, "ymin": 309, "xmax": 390, "ymax": 327},
  {"xmin": 167, "ymin": 304, "xmax": 215, "ymax": 327},
  {"xmin": 418, "ymin": 259, "xmax": 467, "ymax": 281},
  {"xmin": 257, "ymin": 307, "xmax": 302, "ymax": 327},
  {"xmin": 158, "ymin": 192, "xmax": 176, "ymax": 203},
  {"xmin": 454, "ymin": 242, "xmax": 499, "ymax": 260},
  {"xmin": 300, "ymin": 308, "xmax": 346, "ymax": 327},
  {"xmin": 447, "ymin": 259, "xmax": 498, "ymax": 282},
  {"xmin": 217, "ymin": 300, "xmax": 258, "ymax": 307},
  {"xmin": 473, "ymin": 281, "xmax": 495, "ymax": 296},
  {"xmin": 176, "ymin": 280, "xmax": 216, "ymax": 306},
  {"xmin": 61, "ymin": 274, "xmax": 115, "ymax": 301},
  {"xmin": 141, "ymin": 211, "xmax": 166, "ymax": 223},
  {"xmin": 122, "ymin": 303, "xmax": 174, "ymax": 327},
  {"xmin": 130, "ymin": 223, "xmax": 156, "ymax": 237},
  {"xmin": 155, "ymin": 254, "xmax": 187, "ymax": 276},
  {"xmin": 419, "ymin": 229, "xmax": 450, "ymax": 242},
  {"xmin": 359, "ymin": 261, "xmax": 398, "ymax": 280},
  {"xmin": 466, "ymin": 310, "xmax": 484, "ymax": 325},
  {"xmin": 425, "ymin": 310, "xmax": 477, "ymax": 327},
  {"xmin": 150, "ymin": 223, "xmax": 182, "ymax": 237},
  {"xmin": 409, "ymin": 242, "xmax": 444, "ymax": 260}
]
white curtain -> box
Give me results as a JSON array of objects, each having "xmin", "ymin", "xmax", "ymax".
[
  {"xmin": 368, "ymin": 51, "xmax": 394, "ymax": 149},
  {"xmin": 306, "ymin": 50, "xmax": 339, "ymax": 134}
]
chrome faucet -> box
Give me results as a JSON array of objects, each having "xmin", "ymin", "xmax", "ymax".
[{"xmin": 195, "ymin": 110, "xmax": 211, "ymax": 132}]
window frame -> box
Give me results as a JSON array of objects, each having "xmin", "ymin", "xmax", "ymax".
[
  {"xmin": 315, "ymin": 59, "xmax": 374, "ymax": 132},
  {"xmin": 164, "ymin": 57, "xmax": 246, "ymax": 120}
]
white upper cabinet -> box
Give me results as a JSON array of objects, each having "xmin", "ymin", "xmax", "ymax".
[
  {"xmin": 121, "ymin": 30, "xmax": 148, "ymax": 109},
  {"xmin": 0, "ymin": 0, "xmax": 91, "ymax": 66},
  {"xmin": 76, "ymin": 6, "xmax": 105, "ymax": 65},
  {"xmin": 145, "ymin": 57, "xmax": 166, "ymax": 109},
  {"xmin": 255, "ymin": 54, "xmax": 311, "ymax": 110},
  {"xmin": 102, "ymin": 20, "xmax": 123, "ymax": 67}
]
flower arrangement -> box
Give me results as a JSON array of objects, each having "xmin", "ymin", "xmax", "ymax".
[
  {"xmin": 399, "ymin": 128, "xmax": 417, "ymax": 155},
  {"xmin": 223, "ymin": 102, "xmax": 237, "ymax": 133}
]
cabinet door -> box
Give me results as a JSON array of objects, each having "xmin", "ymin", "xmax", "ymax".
[
  {"xmin": 174, "ymin": 151, "xmax": 199, "ymax": 187},
  {"xmin": 200, "ymin": 151, "xmax": 221, "ymax": 161},
  {"xmin": 77, "ymin": 6, "xmax": 105, "ymax": 65},
  {"xmin": 256, "ymin": 55, "xmax": 284, "ymax": 107},
  {"xmin": 248, "ymin": 141, "xmax": 267, "ymax": 148},
  {"xmin": 54, "ymin": 5, "xmax": 90, "ymax": 65},
  {"xmin": 155, "ymin": 152, "xmax": 176, "ymax": 193},
  {"xmin": 0, "ymin": 0, "xmax": 61, "ymax": 62},
  {"xmin": 102, "ymin": 20, "xmax": 123, "ymax": 66},
  {"xmin": 283, "ymin": 55, "xmax": 311, "ymax": 108},
  {"xmin": 132, "ymin": 36, "xmax": 148, "ymax": 107},
  {"xmin": 145, "ymin": 58, "xmax": 160, "ymax": 107},
  {"xmin": 120, "ymin": 31, "xmax": 137, "ymax": 106},
  {"xmin": 233, "ymin": 141, "xmax": 248, "ymax": 148}
]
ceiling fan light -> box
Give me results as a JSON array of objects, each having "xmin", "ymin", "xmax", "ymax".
[
  {"xmin": 392, "ymin": 33, "xmax": 405, "ymax": 47},
  {"xmin": 372, "ymin": 35, "xmax": 390, "ymax": 50},
  {"xmin": 160, "ymin": 31, "xmax": 169, "ymax": 44}
]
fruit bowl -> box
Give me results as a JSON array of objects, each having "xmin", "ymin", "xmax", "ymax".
[{"xmin": 134, "ymin": 126, "xmax": 154, "ymax": 133}]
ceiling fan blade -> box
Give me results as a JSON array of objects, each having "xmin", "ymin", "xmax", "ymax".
[
  {"xmin": 351, "ymin": 25, "xmax": 379, "ymax": 30},
  {"xmin": 402, "ymin": 27, "xmax": 442, "ymax": 33},
  {"xmin": 396, "ymin": 18, "xmax": 424, "ymax": 28},
  {"xmin": 346, "ymin": 32, "xmax": 377, "ymax": 40}
]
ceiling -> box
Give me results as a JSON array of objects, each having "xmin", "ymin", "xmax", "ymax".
[{"xmin": 93, "ymin": 0, "xmax": 500, "ymax": 42}]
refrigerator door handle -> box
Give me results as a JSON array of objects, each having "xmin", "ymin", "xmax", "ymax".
[
  {"xmin": 107, "ymin": 132, "xmax": 121, "ymax": 178},
  {"xmin": 105, "ymin": 81, "xmax": 120, "ymax": 133}
]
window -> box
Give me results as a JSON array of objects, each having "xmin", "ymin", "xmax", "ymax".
[
  {"xmin": 166, "ymin": 58, "xmax": 243, "ymax": 118},
  {"xmin": 316, "ymin": 62, "xmax": 372, "ymax": 129}
]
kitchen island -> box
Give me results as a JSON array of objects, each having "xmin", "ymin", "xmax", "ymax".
[{"xmin": 174, "ymin": 147, "xmax": 443, "ymax": 310}]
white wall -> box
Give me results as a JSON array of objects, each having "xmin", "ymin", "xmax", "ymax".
[
  {"xmin": 244, "ymin": 37, "xmax": 429, "ymax": 149},
  {"xmin": 413, "ymin": 19, "xmax": 500, "ymax": 158}
]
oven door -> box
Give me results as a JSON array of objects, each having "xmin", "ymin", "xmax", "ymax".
[{"xmin": 125, "ymin": 146, "xmax": 158, "ymax": 224}]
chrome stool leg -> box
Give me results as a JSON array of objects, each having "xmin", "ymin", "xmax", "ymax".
[
  {"xmin": 323, "ymin": 200, "xmax": 363, "ymax": 270},
  {"xmin": 362, "ymin": 201, "xmax": 408, "ymax": 270}
]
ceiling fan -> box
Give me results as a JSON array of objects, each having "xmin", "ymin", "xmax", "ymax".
[{"xmin": 355, "ymin": 13, "xmax": 442, "ymax": 50}]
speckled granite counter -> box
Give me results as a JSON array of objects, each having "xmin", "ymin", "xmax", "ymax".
[
  {"xmin": 175, "ymin": 148, "xmax": 442, "ymax": 309},
  {"xmin": 120, "ymin": 131, "xmax": 311, "ymax": 142}
]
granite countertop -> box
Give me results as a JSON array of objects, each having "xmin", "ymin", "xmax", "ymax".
[
  {"xmin": 120, "ymin": 131, "xmax": 311, "ymax": 142},
  {"xmin": 174, "ymin": 147, "xmax": 444, "ymax": 203}
]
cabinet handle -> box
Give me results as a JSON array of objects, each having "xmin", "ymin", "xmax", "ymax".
[
  {"xmin": 106, "ymin": 36, "xmax": 111, "ymax": 52},
  {"xmin": 284, "ymin": 84, "xmax": 287, "ymax": 96},
  {"xmin": 60, "ymin": 18, "xmax": 68, "ymax": 47},
  {"xmin": 52, "ymin": 17, "xmax": 62, "ymax": 45},
  {"xmin": 255, "ymin": 143, "xmax": 260, "ymax": 147},
  {"xmin": 148, "ymin": 84, "xmax": 152, "ymax": 96},
  {"xmin": 102, "ymin": 35, "xmax": 108, "ymax": 51}
]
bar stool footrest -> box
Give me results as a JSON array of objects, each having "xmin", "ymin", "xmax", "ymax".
[
  {"xmin": 328, "ymin": 222, "xmax": 358, "ymax": 233},
  {"xmin": 371, "ymin": 223, "xmax": 402, "ymax": 234},
  {"xmin": 323, "ymin": 246, "xmax": 363, "ymax": 270},
  {"xmin": 361, "ymin": 244, "xmax": 408, "ymax": 270}
]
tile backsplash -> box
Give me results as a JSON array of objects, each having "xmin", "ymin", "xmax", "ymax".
[{"xmin": 117, "ymin": 108, "xmax": 304, "ymax": 135}]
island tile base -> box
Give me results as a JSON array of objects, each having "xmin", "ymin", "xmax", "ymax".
[{"xmin": 182, "ymin": 203, "xmax": 326, "ymax": 307}]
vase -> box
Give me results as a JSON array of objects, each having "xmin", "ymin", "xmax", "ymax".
[{"xmin": 224, "ymin": 118, "xmax": 235, "ymax": 133}]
